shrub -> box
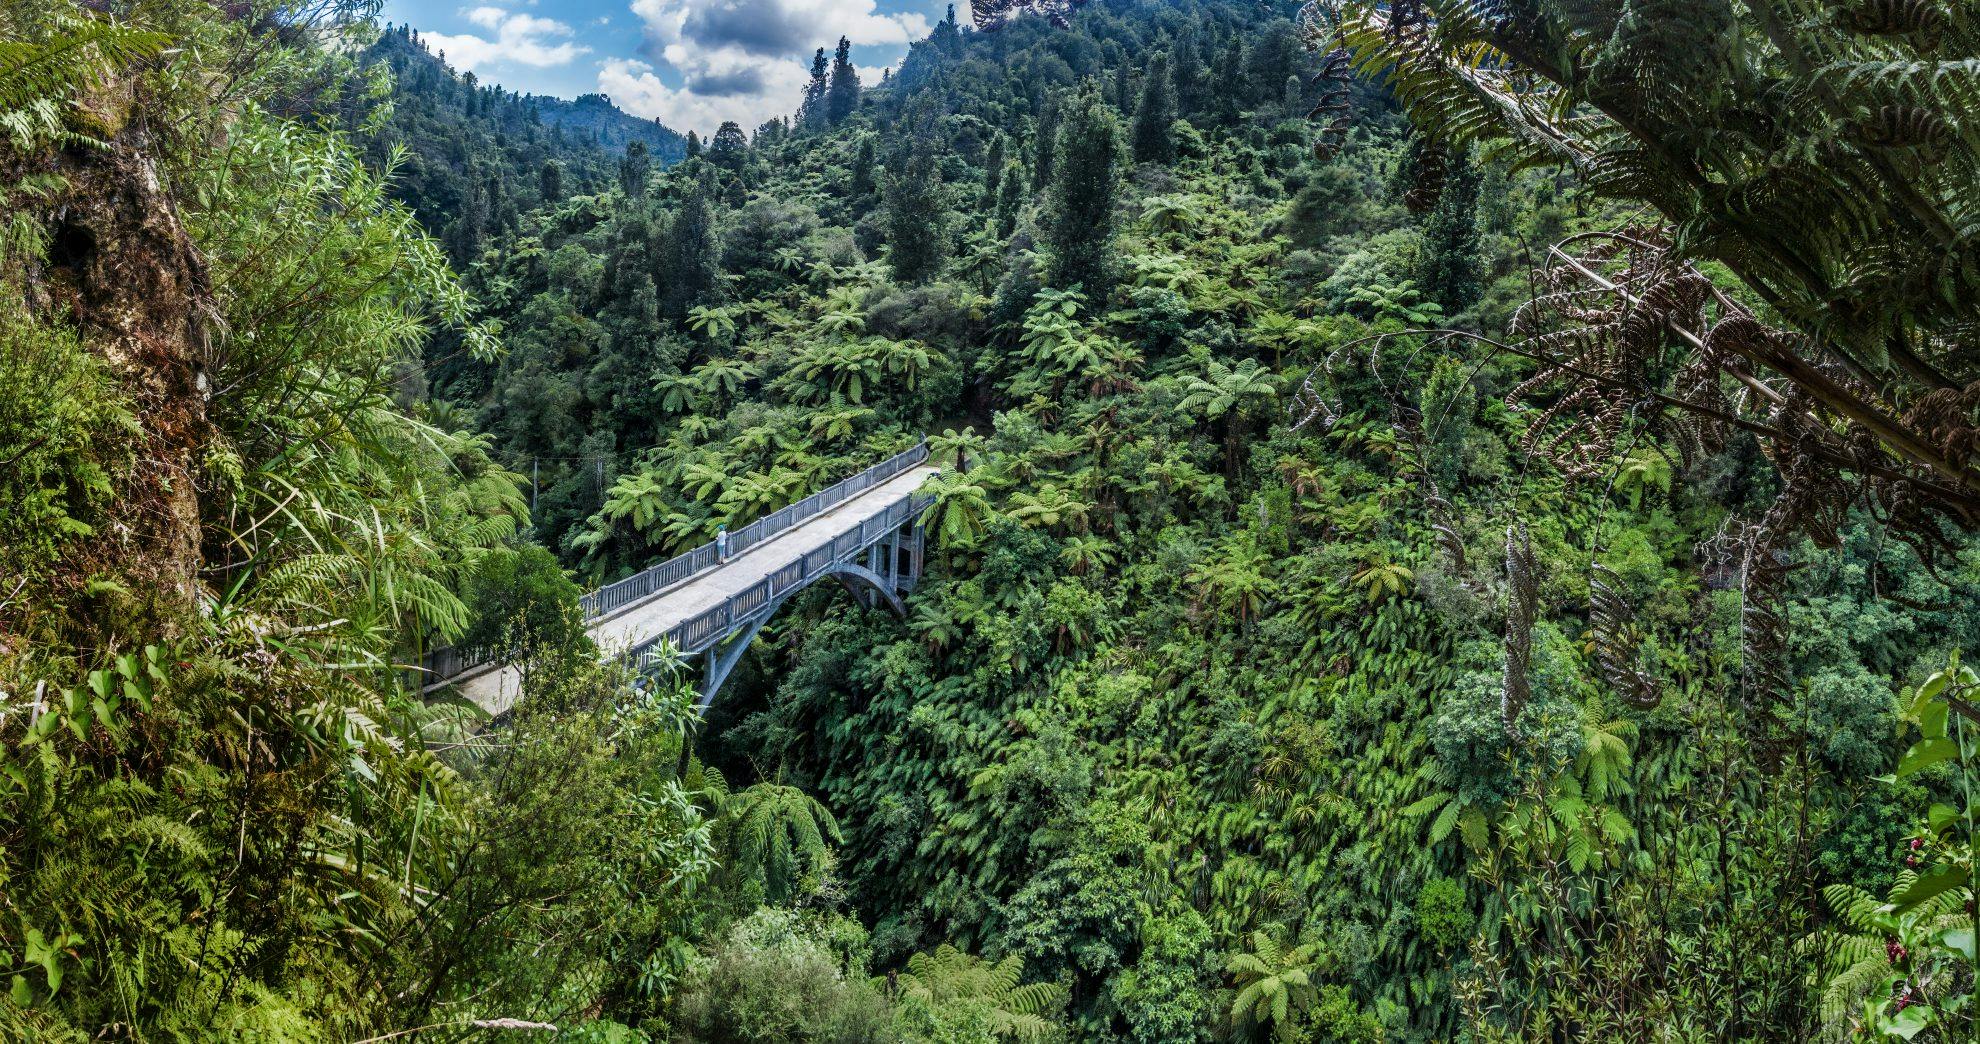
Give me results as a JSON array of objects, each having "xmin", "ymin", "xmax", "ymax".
[
  {"xmin": 1414, "ymin": 877, "xmax": 1474, "ymax": 953},
  {"xmin": 672, "ymin": 909, "xmax": 895, "ymax": 1044}
]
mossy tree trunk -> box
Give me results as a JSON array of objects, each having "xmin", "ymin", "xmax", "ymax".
[{"xmin": 27, "ymin": 111, "xmax": 214, "ymax": 625}]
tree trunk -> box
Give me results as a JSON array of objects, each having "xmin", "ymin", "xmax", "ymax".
[{"xmin": 28, "ymin": 116, "xmax": 214, "ymax": 625}]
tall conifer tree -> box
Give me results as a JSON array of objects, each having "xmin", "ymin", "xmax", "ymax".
[
  {"xmin": 826, "ymin": 38, "xmax": 861, "ymax": 125},
  {"xmin": 1130, "ymin": 53, "xmax": 1176, "ymax": 165},
  {"xmin": 850, "ymin": 134, "xmax": 877, "ymax": 204},
  {"xmin": 709, "ymin": 121, "xmax": 749, "ymax": 170},
  {"xmin": 980, "ymin": 134, "xmax": 1006, "ymax": 209},
  {"xmin": 1170, "ymin": 29, "xmax": 1208, "ymax": 115},
  {"xmin": 1045, "ymin": 83, "xmax": 1122, "ymax": 293},
  {"xmin": 619, "ymin": 141, "xmax": 650, "ymax": 198},
  {"xmin": 1030, "ymin": 100, "xmax": 1058, "ymax": 192},
  {"xmin": 1213, "ymin": 37, "xmax": 1246, "ymax": 119},
  {"xmin": 995, "ymin": 160, "xmax": 1024, "ymax": 238},
  {"xmin": 1418, "ymin": 148, "xmax": 1483, "ymax": 315},
  {"xmin": 660, "ymin": 175, "xmax": 718, "ymax": 318},
  {"xmin": 799, "ymin": 48, "xmax": 829, "ymax": 128},
  {"xmin": 931, "ymin": 5, "xmax": 963, "ymax": 58},
  {"xmin": 883, "ymin": 126, "xmax": 950, "ymax": 284}
]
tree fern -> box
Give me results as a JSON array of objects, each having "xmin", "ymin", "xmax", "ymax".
[
  {"xmin": 890, "ymin": 944, "xmax": 1067, "ymax": 1042},
  {"xmin": 1313, "ymin": 0, "xmax": 1980, "ymax": 526},
  {"xmin": 727, "ymin": 782, "xmax": 844, "ymax": 903},
  {"xmin": 0, "ymin": 10, "xmax": 168, "ymax": 111}
]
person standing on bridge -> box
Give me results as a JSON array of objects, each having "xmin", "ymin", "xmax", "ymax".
[{"xmin": 716, "ymin": 525, "xmax": 730, "ymax": 563}]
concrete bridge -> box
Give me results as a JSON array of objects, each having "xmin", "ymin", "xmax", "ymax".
[{"xmin": 426, "ymin": 442, "xmax": 939, "ymax": 715}]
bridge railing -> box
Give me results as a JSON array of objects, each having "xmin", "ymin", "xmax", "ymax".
[
  {"xmin": 414, "ymin": 642, "xmax": 496, "ymax": 686},
  {"xmin": 579, "ymin": 439, "xmax": 929, "ymax": 621},
  {"xmin": 424, "ymin": 440, "xmax": 930, "ymax": 691},
  {"xmin": 629, "ymin": 489, "xmax": 934, "ymax": 670}
]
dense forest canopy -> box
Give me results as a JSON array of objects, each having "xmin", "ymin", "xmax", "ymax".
[
  {"xmin": 3, "ymin": 0, "xmax": 1979, "ymax": 1040},
  {"xmin": 352, "ymin": 25, "xmax": 690, "ymax": 268}
]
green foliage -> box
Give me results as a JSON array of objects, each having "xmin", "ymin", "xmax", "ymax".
[
  {"xmin": 885, "ymin": 126, "xmax": 951, "ymax": 285},
  {"xmin": 728, "ymin": 782, "xmax": 844, "ymax": 904},
  {"xmin": 1329, "ymin": 0, "xmax": 1980, "ymax": 517},
  {"xmin": 1814, "ymin": 657, "xmax": 1980, "ymax": 1040},
  {"xmin": 11, "ymin": 0, "xmax": 1977, "ymax": 1039},
  {"xmin": 0, "ymin": 4, "xmax": 690, "ymax": 1039},
  {"xmin": 1044, "ymin": 83, "xmax": 1123, "ymax": 294},
  {"xmin": 353, "ymin": 26, "xmax": 682, "ymax": 268},
  {"xmin": 1226, "ymin": 929, "xmax": 1323, "ymax": 1042},
  {"xmin": 0, "ymin": 305, "xmax": 133, "ymax": 577},
  {"xmin": 1309, "ymin": 983, "xmax": 1384, "ymax": 1043},
  {"xmin": 1129, "ymin": 53, "xmax": 1176, "ymax": 166},
  {"xmin": 363, "ymin": 1, "xmax": 1980, "ymax": 1037},
  {"xmin": 662, "ymin": 176, "xmax": 720, "ymax": 319},
  {"xmin": 1412, "ymin": 877, "xmax": 1472, "ymax": 953},
  {"xmin": 673, "ymin": 908, "xmax": 894, "ymax": 1043},
  {"xmin": 458, "ymin": 543, "xmax": 591, "ymax": 666},
  {"xmin": 826, "ymin": 37, "xmax": 861, "ymax": 127},
  {"xmin": 890, "ymin": 944, "xmax": 1067, "ymax": 1043},
  {"xmin": 1414, "ymin": 147, "xmax": 1480, "ymax": 316}
]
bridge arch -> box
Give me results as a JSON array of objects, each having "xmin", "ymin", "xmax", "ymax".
[
  {"xmin": 824, "ymin": 561, "xmax": 908, "ymax": 615},
  {"xmin": 689, "ymin": 560, "xmax": 913, "ymax": 712},
  {"xmin": 624, "ymin": 508, "xmax": 929, "ymax": 713}
]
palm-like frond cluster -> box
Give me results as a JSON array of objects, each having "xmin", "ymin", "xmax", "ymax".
[
  {"xmin": 1303, "ymin": 0, "xmax": 1980, "ymax": 531},
  {"xmin": 888, "ymin": 944, "xmax": 1066, "ymax": 1042},
  {"xmin": 726, "ymin": 782, "xmax": 844, "ymax": 903},
  {"xmin": 0, "ymin": 5, "xmax": 166, "ymax": 151},
  {"xmin": 1809, "ymin": 873, "xmax": 1972, "ymax": 1040},
  {"xmin": 571, "ymin": 262, "xmax": 938, "ymax": 572},
  {"xmin": 1224, "ymin": 928, "xmax": 1371, "ymax": 1042},
  {"xmin": 971, "ymin": 0, "xmax": 1089, "ymax": 33}
]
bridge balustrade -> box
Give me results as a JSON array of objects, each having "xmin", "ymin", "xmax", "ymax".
[
  {"xmin": 628, "ymin": 489, "xmax": 932, "ymax": 666},
  {"xmin": 578, "ymin": 439, "xmax": 928, "ymax": 621},
  {"xmin": 423, "ymin": 441, "xmax": 931, "ymax": 691}
]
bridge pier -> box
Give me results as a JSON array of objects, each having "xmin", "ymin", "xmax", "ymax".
[{"xmin": 906, "ymin": 525, "xmax": 924, "ymax": 590}]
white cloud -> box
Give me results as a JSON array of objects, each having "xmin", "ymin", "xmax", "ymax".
[
  {"xmin": 608, "ymin": 0, "xmax": 924, "ymax": 136},
  {"xmin": 599, "ymin": 56, "xmax": 799, "ymax": 135},
  {"xmin": 425, "ymin": 8, "xmax": 589, "ymax": 70},
  {"xmin": 632, "ymin": 0, "xmax": 927, "ymax": 55}
]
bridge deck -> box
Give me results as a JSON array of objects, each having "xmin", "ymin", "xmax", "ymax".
[{"xmin": 452, "ymin": 463, "xmax": 940, "ymax": 714}]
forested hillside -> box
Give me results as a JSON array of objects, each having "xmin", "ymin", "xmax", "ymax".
[
  {"xmin": 5, "ymin": 0, "xmax": 1980, "ymax": 1041},
  {"xmin": 352, "ymin": 25, "xmax": 688, "ymax": 266}
]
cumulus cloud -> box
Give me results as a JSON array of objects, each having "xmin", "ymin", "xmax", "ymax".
[
  {"xmin": 424, "ymin": 7, "xmax": 589, "ymax": 70},
  {"xmin": 600, "ymin": 56, "xmax": 805, "ymax": 133},
  {"xmin": 634, "ymin": 0, "xmax": 927, "ymax": 55},
  {"xmin": 603, "ymin": 0, "xmax": 920, "ymax": 135}
]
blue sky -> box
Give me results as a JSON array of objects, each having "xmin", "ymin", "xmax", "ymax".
[{"xmin": 380, "ymin": 0, "xmax": 954, "ymax": 136}]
